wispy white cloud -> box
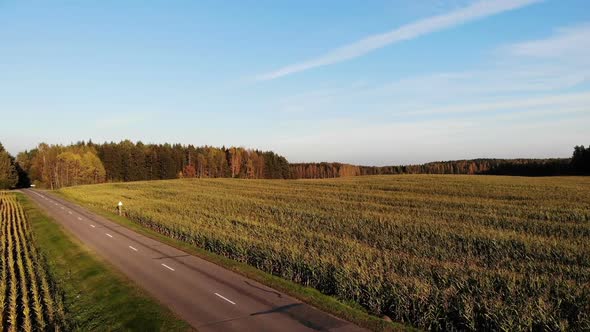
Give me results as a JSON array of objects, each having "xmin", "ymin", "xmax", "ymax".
[
  {"xmin": 373, "ymin": 66, "xmax": 588, "ymax": 98},
  {"xmin": 272, "ymin": 21, "xmax": 590, "ymax": 119},
  {"xmin": 382, "ymin": 23, "xmax": 590, "ymax": 114},
  {"xmin": 401, "ymin": 91, "xmax": 590, "ymax": 115},
  {"xmin": 257, "ymin": 0, "xmax": 542, "ymax": 81},
  {"xmin": 505, "ymin": 23, "xmax": 590, "ymax": 59}
]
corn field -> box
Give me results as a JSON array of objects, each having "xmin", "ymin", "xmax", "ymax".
[
  {"xmin": 60, "ymin": 175, "xmax": 590, "ymax": 331},
  {"xmin": 0, "ymin": 192, "xmax": 66, "ymax": 331}
]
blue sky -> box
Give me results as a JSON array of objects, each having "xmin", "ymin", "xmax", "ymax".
[{"xmin": 1, "ymin": 0, "xmax": 589, "ymax": 165}]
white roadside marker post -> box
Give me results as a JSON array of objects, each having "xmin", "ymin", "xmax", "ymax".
[{"xmin": 118, "ymin": 201, "xmax": 123, "ymax": 216}]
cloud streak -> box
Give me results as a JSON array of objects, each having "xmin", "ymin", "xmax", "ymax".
[
  {"xmin": 271, "ymin": 21, "xmax": 590, "ymax": 120},
  {"xmin": 403, "ymin": 91, "xmax": 590, "ymax": 115},
  {"xmin": 505, "ymin": 22, "xmax": 590, "ymax": 59},
  {"xmin": 257, "ymin": 0, "xmax": 541, "ymax": 81}
]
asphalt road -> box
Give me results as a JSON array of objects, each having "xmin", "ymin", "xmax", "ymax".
[{"xmin": 22, "ymin": 189, "xmax": 365, "ymax": 332}]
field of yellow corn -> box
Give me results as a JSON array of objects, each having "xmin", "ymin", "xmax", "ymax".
[{"xmin": 59, "ymin": 175, "xmax": 590, "ymax": 330}]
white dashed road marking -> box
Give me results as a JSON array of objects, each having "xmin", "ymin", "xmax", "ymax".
[
  {"xmin": 106, "ymin": 233, "xmax": 113, "ymax": 238},
  {"xmin": 161, "ymin": 264, "xmax": 175, "ymax": 271},
  {"xmin": 214, "ymin": 293, "xmax": 236, "ymax": 305},
  {"xmin": 129, "ymin": 246, "xmax": 138, "ymax": 251}
]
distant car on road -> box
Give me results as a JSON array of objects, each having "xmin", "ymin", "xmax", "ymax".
[{"xmin": 30, "ymin": 184, "xmax": 36, "ymax": 188}]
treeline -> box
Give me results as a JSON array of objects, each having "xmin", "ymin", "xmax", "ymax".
[
  {"xmin": 0, "ymin": 143, "xmax": 19, "ymax": 189},
  {"xmin": 289, "ymin": 163, "xmax": 362, "ymax": 179},
  {"xmin": 17, "ymin": 143, "xmax": 106, "ymax": 189},
  {"xmin": 571, "ymin": 145, "xmax": 590, "ymax": 174},
  {"xmin": 290, "ymin": 159, "xmax": 569, "ymax": 178},
  {"xmin": 290, "ymin": 146, "xmax": 590, "ymax": 179},
  {"xmin": 15, "ymin": 140, "xmax": 290, "ymax": 189},
  {"xmin": 97, "ymin": 141, "xmax": 289, "ymax": 182},
  {"xmin": 2, "ymin": 140, "xmax": 589, "ymax": 189},
  {"xmin": 483, "ymin": 159, "xmax": 572, "ymax": 176},
  {"xmin": 373, "ymin": 158, "xmax": 572, "ymax": 176}
]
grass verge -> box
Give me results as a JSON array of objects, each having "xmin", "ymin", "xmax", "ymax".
[
  {"xmin": 17, "ymin": 192, "xmax": 191, "ymax": 331},
  {"xmin": 54, "ymin": 191, "xmax": 412, "ymax": 332}
]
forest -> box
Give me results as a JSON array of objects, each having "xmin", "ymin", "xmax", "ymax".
[
  {"xmin": 13, "ymin": 140, "xmax": 290, "ymax": 189},
  {"xmin": 0, "ymin": 140, "xmax": 589, "ymax": 189},
  {"xmin": 0, "ymin": 143, "xmax": 24, "ymax": 190},
  {"xmin": 289, "ymin": 146, "xmax": 590, "ymax": 178},
  {"xmin": 290, "ymin": 158, "xmax": 573, "ymax": 178}
]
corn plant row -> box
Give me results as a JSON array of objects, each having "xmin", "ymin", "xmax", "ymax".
[{"xmin": 0, "ymin": 192, "xmax": 66, "ymax": 331}]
